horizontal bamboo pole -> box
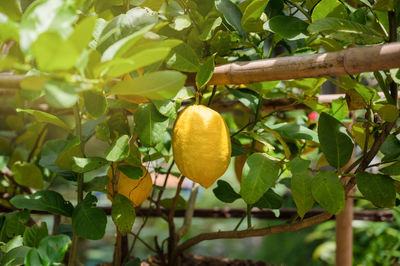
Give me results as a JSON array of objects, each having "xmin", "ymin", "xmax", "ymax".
[
  {"xmin": 0, "ymin": 205, "xmax": 392, "ymax": 222},
  {"xmin": 1, "ymin": 42, "xmax": 400, "ymax": 90}
]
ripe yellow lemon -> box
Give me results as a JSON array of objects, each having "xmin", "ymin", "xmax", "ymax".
[
  {"xmin": 172, "ymin": 105, "xmax": 231, "ymax": 188},
  {"xmin": 107, "ymin": 165, "xmax": 152, "ymax": 207}
]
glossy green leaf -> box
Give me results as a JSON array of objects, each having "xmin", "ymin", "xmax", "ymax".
[
  {"xmin": 380, "ymin": 135, "xmax": 400, "ymax": 161},
  {"xmin": 25, "ymin": 248, "xmax": 42, "ymax": 266},
  {"xmin": 287, "ymin": 157, "xmax": 311, "ymax": 173},
  {"xmin": 241, "ymin": 153, "xmax": 280, "ymax": 204},
  {"xmin": 110, "ymin": 71, "xmax": 186, "ymax": 100},
  {"xmin": 380, "ymin": 162, "xmax": 400, "ymax": 176},
  {"xmin": 111, "ymin": 194, "xmax": 136, "ymax": 234},
  {"xmin": 199, "ymin": 17, "xmax": 222, "ymax": 41},
  {"xmin": 23, "ymin": 222, "xmax": 48, "ymax": 248},
  {"xmin": 11, "ymin": 161, "xmax": 44, "ymax": 189},
  {"xmin": 264, "ymin": 16, "xmax": 308, "ymax": 40},
  {"xmin": 308, "ymin": 17, "xmax": 384, "ymax": 44},
  {"xmin": 229, "ymin": 88, "xmax": 259, "ymax": 113},
  {"xmin": 95, "ymin": 122, "xmax": 111, "ymax": 142},
  {"xmin": 196, "ymin": 54, "xmax": 215, "ymax": 89},
  {"xmin": 44, "ymin": 80, "xmax": 80, "ymax": 108},
  {"xmin": 32, "ymin": 32, "xmax": 79, "ymax": 71},
  {"xmin": 0, "ymin": 13, "xmax": 19, "ymax": 42},
  {"xmin": 0, "ymin": 0, "xmax": 22, "ymax": 21},
  {"xmin": 68, "ymin": 16, "xmax": 96, "ymax": 53},
  {"xmin": 83, "ymin": 90, "xmax": 107, "ymax": 118},
  {"xmin": 105, "ymin": 135, "xmax": 130, "ymax": 162},
  {"xmin": 3, "ymin": 246, "xmax": 30, "ymax": 266},
  {"xmin": 213, "ymin": 180, "xmax": 241, "ymax": 203},
  {"xmin": 72, "ymin": 194, "xmax": 107, "ymax": 240},
  {"xmin": 16, "ymin": 109, "xmax": 70, "ymax": 131},
  {"xmin": 312, "ymin": 0, "xmax": 347, "ymax": 21},
  {"xmin": 242, "ymin": 0, "xmax": 269, "ymax": 32},
  {"xmin": 72, "ymin": 157, "xmax": 108, "ymax": 173},
  {"xmin": 117, "ymin": 165, "xmax": 143, "ymax": 180},
  {"xmin": 377, "ymin": 104, "xmax": 398, "ymax": 122},
  {"xmin": 170, "ymin": 15, "xmax": 191, "ymax": 31},
  {"xmin": 166, "ymin": 43, "xmax": 199, "ymax": 72},
  {"xmin": 311, "ymin": 171, "xmax": 344, "ymax": 214},
  {"xmin": 331, "ymin": 97, "xmax": 349, "ymax": 121},
  {"xmin": 153, "ymin": 100, "xmax": 179, "ymax": 120},
  {"xmin": 56, "ymin": 138, "xmax": 83, "ymax": 170},
  {"xmin": 10, "ymin": 190, "xmax": 74, "ymax": 217},
  {"xmin": 356, "ymin": 172, "xmax": 395, "ymax": 207},
  {"xmin": 215, "ymin": 0, "xmax": 247, "ymax": 38},
  {"xmin": 268, "ymin": 123, "xmax": 319, "ymax": 142},
  {"xmin": 134, "ymin": 103, "xmax": 169, "ymax": 147},
  {"xmin": 292, "ymin": 171, "xmax": 314, "ymax": 218},
  {"xmin": 37, "ymin": 234, "xmax": 71, "ymax": 263},
  {"xmin": 253, "ymin": 189, "xmax": 282, "ymax": 209},
  {"xmin": 318, "ymin": 112, "xmax": 354, "ymax": 169},
  {"xmin": 159, "ymin": 195, "xmax": 187, "ymax": 210}
]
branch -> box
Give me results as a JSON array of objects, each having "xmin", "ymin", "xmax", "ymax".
[
  {"xmin": 176, "ymin": 183, "xmax": 199, "ymax": 239},
  {"xmin": 174, "ymin": 212, "xmax": 333, "ymax": 255}
]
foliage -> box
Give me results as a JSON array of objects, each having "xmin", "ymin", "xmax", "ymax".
[{"xmin": 0, "ymin": 0, "xmax": 399, "ymax": 264}]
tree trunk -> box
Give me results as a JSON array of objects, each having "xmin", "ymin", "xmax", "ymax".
[{"xmin": 335, "ymin": 196, "xmax": 353, "ymax": 266}]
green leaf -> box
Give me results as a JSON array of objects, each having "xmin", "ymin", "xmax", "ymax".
[
  {"xmin": 25, "ymin": 248, "xmax": 42, "ymax": 266},
  {"xmin": 229, "ymin": 88, "xmax": 259, "ymax": 113},
  {"xmin": 311, "ymin": 0, "xmax": 347, "ymax": 21},
  {"xmin": 10, "ymin": 190, "xmax": 74, "ymax": 217},
  {"xmin": 196, "ymin": 54, "xmax": 215, "ymax": 89},
  {"xmin": 39, "ymin": 139, "xmax": 77, "ymax": 180},
  {"xmin": 3, "ymin": 246, "xmax": 30, "ymax": 266},
  {"xmin": 377, "ymin": 104, "xmax": 398, "ymax": 122},
  {"xmin": 11, "ymin": 161, "xmax": 44, "ymax": 189},
  {"xmin": 19, "ymin": 0, "xmax": 77, "ymax": 51},
  {"xmin": 267, "ymin": 123, "xmax": 319, "ymax": 142},
  {"xmin": 264, "ymin": 16, "xmax": 309, "ymax": 40},
  {"xmin": 215, "ymin": 0, "xmax": 247, "ymax": 38},
  {"xmin": 95, "ymin": 122, "xmax": 111, "ymax": 142},
  {"xmin": 287, "ymin": 157, "xmax": 311, "ymax": 173},
  {"xmin": 97, "ymin": 8, "xmax": 158, "ymax": 53},
  {"xmin": 134, "ymin": 103, "xmax": 169, "ymax": 147},
  {"xmin": 311, "ymin": 171, "xmax": 344, "ymax": 214},
  {"xmin": 111, "ymin": 194, "xmax": 136, "ymax": 234},
  {"xmin": 110, "ymin": 71, "xmax": 186, "ymax": 100},
  {"xmin": 0, "ymin": 14, "xmax": 19, "ymax": 42},
  {"xmin": 72, "ymin": 157, "xmax": 108, "ymax": 173},
  {"xmin": 72, "ymin": 194, "xmax": 107, "ymax": 240},
  {"xmin": 68, "ymin": 16, "xmax": 96, "ymax": 53},
  {"xmin": 166, "ymin": 43, "xmax": 199, "ymax": 72},
  {"xmin": 351, "ymin": 122, "xmax": 374, "ymax": 150},
  {"xmin": 356, "ymin": 172, "xmax": 395, "ymax": 208},
  {"xmin": 44, "ymin": 80, "xmax": 80, "ymax": 109},
  {"xmin": 153, "ymin": 100, "xmax": 179, "ymax": 120},
  {"xmin": 105, "ymin": 135, "xmax": 130, "ymax": 162},
  {"xmin": 56, "ymin": 139, "xmax": 83, "ymax": 170},
  {"xmin": 98, "ymin": 47, "xmax": 171, "ymax": 78},
  {"xmin": 117, "ymin": 165, "xmax": 143, "ymax": 180},
  {"xmin": 253, "ymin": 189, "xmax": 282, "ymax": 209},
  {"xmin": 170, "ymin": 15, "xmax": 191, "ymax": 31},
  {"xmin": 159, "ymin": 195, "xmax": 188, "ymax": 210},
  {"xmin": 199, "ymin": 17, "xmax": 222, "ymax": 41},
  {"xmin": 241, "ymin": 0, "xmax": 270, "ymax": 32},
  {"xmin": 0, "ymin": 0, "xmax": 22, "ymax": 21},
  {"xmin": 213, "ymin": 180, "xmax": 241, "ymax": 203},
  {"xmin": 241, "ymin": 153, "xmax": 280, "ymax": 204},
  {"xmin": 380, "ymin": 135, "xmax": 400, "ymax": 161},
  {"xmin": 37, "ymin": 234, "xmax": 71, "ymax": 263},
  {"xmin": 23, "ymin": 222, "xmax": 48, "ymax": 248},
  {"xmin": 331, "ymin": 97, "xmax": 349, "ymax": 121},
  {"xmin": 373, "ymin": 0, "xmax": 396, "ymax": 11},
  {"xmin": 20, "ymin": 76, "xmax": 49, "ymax": 91},
  {"xmin": 291, "ymin": 171, "xmax": 314, "ymax": 218},
  {"xmin": 318, "ymin": 112, "xmax": 354, "ymax": 169},
  {"xmin": 380, "ymin": 162, "xmax": 400, "ymax": 176},
  {"xmin": 32, "ymin": 32, "xmax": 80, "ymax": 72},
  {"xmin": 83, "ymin": 175, "xmax": 109, "ymax": 193},
  {"xmin": 308, "ymin": 17, "xmax": 384, "ymax": 44},
  {"xmin": 17, "ymin": 109, "xmax": 70, "ymax": 131},
  {"xmin": 83, "ymin": 90, "xmax": 108, "ymax": 119}
]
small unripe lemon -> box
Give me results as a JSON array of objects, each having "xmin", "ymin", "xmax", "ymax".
[
  {"xmin": 107, "ymin": 165, "xmax": 152, "ymax": 207},
  {"xmin": 172, "ymin": 105, "xmax": 231, "ymax": 188}
]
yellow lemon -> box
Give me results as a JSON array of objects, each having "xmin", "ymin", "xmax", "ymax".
[
  {"xmin": 107, "ymin": 165, "xmax": 152, "ymax": 207},
  {"xmin": 172, "ymin": 105, "xmax": 231, "ymax": 188}
]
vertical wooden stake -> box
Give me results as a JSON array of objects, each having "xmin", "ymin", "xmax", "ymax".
[{"xmin": 335, "ymin": 196, "xmax": 354, "ymax": 266}]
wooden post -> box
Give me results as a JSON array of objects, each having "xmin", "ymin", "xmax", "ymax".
[{"xmin": 335, "ymin": 196, "xmax": 354, "ymax": 266}]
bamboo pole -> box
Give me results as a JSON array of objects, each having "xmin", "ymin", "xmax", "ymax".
[{"xmin": 1, "ymin": 42, "xmax": 400, "ymax": 89}]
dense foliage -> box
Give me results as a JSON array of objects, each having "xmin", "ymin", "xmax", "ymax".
[{"xmin": 0, "ymin": 0, "xmax": 399, "ymax": 265}]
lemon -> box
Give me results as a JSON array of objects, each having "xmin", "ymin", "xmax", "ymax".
[
  {"xmin": 172, "ymin": 105, "xmax": 231, "ymax": 188},
  {"xmin": 107, "ymin": 165, "xmax": 152, "ymax": 207}
]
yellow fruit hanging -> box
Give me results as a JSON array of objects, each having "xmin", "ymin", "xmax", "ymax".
[
  {"xmin": 107, "ymin": 165, "xmax": 152, "ymax": 207},
  {"xmin": 172, "ymin": 105, "xmax": 231, "ymax": 188}
]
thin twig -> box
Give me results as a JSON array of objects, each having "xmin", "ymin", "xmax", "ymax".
[
  {"xmin": 128, "ymin": 232, "xmax": 157, "ymax": 253},
  {"xmin": 176, "ymin": 183, "xmax": 199, "ymax": 239},
  {"xmin": 27, "ymin": 125, "xmax": 47, "ymax": 163}
]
